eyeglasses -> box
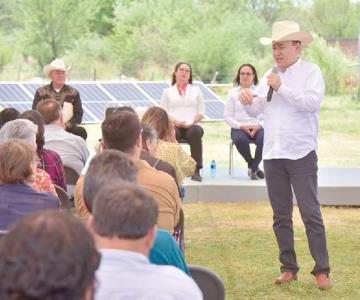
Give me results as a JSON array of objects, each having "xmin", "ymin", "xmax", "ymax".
[
  {"xmin": 178, "ymin": 68, "xmax": 190, "ymax": 73},
  {"xmin": 240, "ymin": 72, "xmax": 253, "ymax": 76}
]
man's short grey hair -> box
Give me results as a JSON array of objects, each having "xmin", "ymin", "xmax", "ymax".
[{"xmin": 0, "ymin": 119, "xmax": 38, "ymax": 146}]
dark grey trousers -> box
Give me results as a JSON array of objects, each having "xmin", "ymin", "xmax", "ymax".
[{"xmin": 264, "ymin": 151, "xmax": 330, "ymax": 276}]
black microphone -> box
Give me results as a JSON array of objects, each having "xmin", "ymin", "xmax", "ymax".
[{"xmin": 267, "ymin": 67, "xmax": 278, "ymax": 102}]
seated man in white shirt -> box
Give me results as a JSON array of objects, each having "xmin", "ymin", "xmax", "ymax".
[
  {"xmin": 36, "ymin": 99, "xmax": 89, "ymax": 175},
  {"xmin": 89, "ymin": 181, "xmax": 202, "ymax": 300}
]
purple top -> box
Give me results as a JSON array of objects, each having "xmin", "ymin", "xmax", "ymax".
[
  {"xmin": 38, "ymin": 148, "xmax": 67, "ymax": 190},
  {"xmin": 0, "ymin": 184, "xmax": 60, "ymax": 230}
]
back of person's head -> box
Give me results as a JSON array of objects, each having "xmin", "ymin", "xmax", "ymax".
[
  {"xmin": 83, "ymin": 150, "xmax": 138, "ymax": 212},
  {"xmin": 0, "ymin": 108, "xmax": 20, "ymax": 129},
  {"xmin": 36, "ymin": 99, "xmax": 62, "ymax": 125},
  {"xmin": 0, "ymin": 119, "xmax": 37, "ymax": 146},
  {"xmin": 141, "ymin": 123, "xmax": 158, "ymax": 154},
  {"xmin": 101, "ymin": 110, "xmax": 141, "ymax": 153},
  {"xmin": 141, "ymin": 106, "xmax": 171, "ymax": 141},
  {"xmin": 0, "ymin": 139, "xmax": 36, "ymax": 184},
  {"xmin": 105, "ymin": 106, "xmax": 136, "ymax": 118},
  {"xmin": 0, "ymin": 210, "xmax": 100, "ymax": 300},
  {"xmin": 21, "ymin": 110, "xmax": 45, "ymax": 153},
  {"xmin": 92, "ymin": 181, "xmax": 158, "ymax": 240}
]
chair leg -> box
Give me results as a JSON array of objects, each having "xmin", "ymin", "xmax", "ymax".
[{"xmin": 229, "ymin": 142, "xmax": 233, "ymax": 175}]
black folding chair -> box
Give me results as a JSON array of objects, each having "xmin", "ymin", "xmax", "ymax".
[{"xmin": 189, "ymin": 265, "xmax": 225, "ymax": 300}]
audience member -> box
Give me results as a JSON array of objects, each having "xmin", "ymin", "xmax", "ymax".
[
  {"xmin": 0, "ymin": 139, "xmax": 59, "ymax": 230},
  {"xmin": 0, "ymin": 210, "xmax": 100, "ymax": 300},
  {"xmin": 75, "ymin": 110, "xmax": 181, "ymax": 232},
  {"xmin": 32, "ymin": 58, "xmax": 87, "ymax": 140},
  {"xmin": 161, "ymin": 62, "xmax": 205, "ymax": 181},
  {"xmin": 37, "ymin": 99, "xmax": 89, "ymax": 175},
  {"xmin": 90, "ymin": 181, "xmax": 202, "ymax": 299},
  {"xmin": 0, "ymin": 107, "xmax": 20, "ymax": 128},
  {"xmin": 0, "ymin": 119, "xmax": 57, "ymax": 195},
  {"xmin": 141, "ymin": 123, "xmax": 178, "ymax": 186},
  {"xmin": 142, "ymin": 106, "xmax": 196, "ymax": 185},
  {"xmin": 21, "ymin": 110, "xmax": 67, "ymax": 190},
  {"xmin": 224, "ymin": 63, "xmax": 264, "ymax": 180},
  {"xmin": 77, "ymin": 150, "xmax": 190, "ymax": 274}
]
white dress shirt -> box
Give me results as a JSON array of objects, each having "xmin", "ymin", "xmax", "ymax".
[
  {"xmin": 95, "ymin": 249, "xmax": 203, "ymax": 300},
  {"xmin": 245, "ymin": 59, "xmax": 325, "ymax": 160},
  {"xmin": 224, "ymin": 85, "xmax": 263, "ymax": 128},
  {"xmin": 161, "ymin": 84, "xmax": 205, "ymax": 122},
  {"xmin": 44, "ymin": 124, "xmax": 89, "ymax": 174}
]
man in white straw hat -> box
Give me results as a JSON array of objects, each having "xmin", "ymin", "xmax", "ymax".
[
  {"xmin": 32, "ymin": 58, "xmax": 87, "ymax": 140},
  {"xmin": 240, "ymin": 20, "xmax": 331, "ymax": 289}
]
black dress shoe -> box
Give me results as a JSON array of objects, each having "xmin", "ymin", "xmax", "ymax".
[
  {"xmin": 250, "ymin": 170, "xmax": 258, "ymax": 180},
  {"xmin": 256, "ymin": 169, "xmax": 265, "ymax": 179},
  {"xmin": 191, "ymin": 169, "xmax": 202, "ymax": 182}
]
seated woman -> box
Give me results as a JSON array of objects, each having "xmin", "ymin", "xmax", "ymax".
[
  {"xmin": 224, "ymin": 63, "xmax": 264, "ymax": 180},
  {"xmin": 21, "ymin": 110, "xmax": 67, "ymax": 190},
  {"xmin": 0, "ymin": 119, "xmax": 57, "ymax": 195},
  {"xmin": 0, "ymin": 139, "xmax": 60, "ymax": 230},
  {"xmin": 142, "ymin": 106, "xmax": 196, "ymax": 185},
  {"xmin": 161, "ymin": 62, "xmax": 205, "ymax": 181}
]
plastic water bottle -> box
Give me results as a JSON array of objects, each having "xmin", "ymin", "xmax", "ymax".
[{"xmin": 210, "ymin": 160, "xmax": 217, "ymax": 179}]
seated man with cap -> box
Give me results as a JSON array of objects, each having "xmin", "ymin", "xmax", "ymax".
[{"xmin": 32, "ymin": 58, "xmax": 87, "ymax": 140}]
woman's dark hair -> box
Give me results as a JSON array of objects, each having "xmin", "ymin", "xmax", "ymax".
[
  {"xmin": 233, "ymin": 63, "xmax": 259, "ymax": 86},
  {"xmin": 0, "ymin": 107, "xmax": 20, "ymax": 128},
  {"xmin": 171, "ymin": 62, "xmax": 193, "ymax": 85},
  {"xmin": 0, "ymin": 211, "xmax": 100, "ymax": 300},
  {"xmin": 21, "ymin": 110, "xmax": 45, "ymax": 156}
]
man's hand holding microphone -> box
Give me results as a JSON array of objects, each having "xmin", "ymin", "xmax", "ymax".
[{"xmin": 239, "ymin": 68, "xmax": 282, "ymax": 105}]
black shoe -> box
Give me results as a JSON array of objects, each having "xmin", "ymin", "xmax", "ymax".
[
  {"xmin": 250, "ymin": 170, "xmax": 258, "ymax": 180},
  {"xmin": 256, "ymin": 169, "xmax": 265, "ymax": 179},
  {"xmin": 191, "ymin": 169, "xmax": 202, "ymax": 182}
]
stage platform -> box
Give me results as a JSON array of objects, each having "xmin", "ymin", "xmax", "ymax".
[{"xmin": 183, "ymin": 167, "xmax": 360, "ymax": 206}]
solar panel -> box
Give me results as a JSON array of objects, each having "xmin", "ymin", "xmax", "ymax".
[
  {"xmin": 0, "ymin": 84, "xmax": 32, "ymax": 102},
  {"xmin": 135, "ymin": 82, "xmax": 170, "ymax": 103},
  {"xmin": 72, "ymin": 84, "xmax": 112, "ymax": 102},
  {"xmin": 205, "ymin": 101, "xmax": 225, "ymax": 120},
  {"xmin": 101, "ymin": 83, "xmax": 148, "ymax": 101},
  {"xmin": 193, "ymin": 81, "xmax": 219, "ymax": 101},
  {"xmin": 22, "ymin": 83, "xmax": 43, "ymax": 96},
  {"xmin": 82, "ymin": 102, "xmax": 107, "ymax": 122},
  {"xmin": 0, "ymin": 81, "xmax": 225, "ymax": 121},
  {"xmin": 0, "ymin": 102, "xmax": 32, "ymax": 112}
]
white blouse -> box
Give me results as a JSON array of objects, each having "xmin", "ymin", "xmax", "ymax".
[
  {"xmin": 224, "ymin": 86, "xmax": 263, "ymax": 129},
  {"xmin": 160, "ymin": 84, "xmax": 205, "ymax": 123}
]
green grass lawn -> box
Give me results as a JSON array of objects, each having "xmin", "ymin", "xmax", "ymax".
[
  {"xmin": 84, "ymin": 94, "xmax": 360, "ymax": 169},
  {"xmin": 184, "ymin": 202, "xmax": 360, "ymax": 299},
  {"xmin": 83, "ymin": 94, "xmax": 360, "ymax": 299}
]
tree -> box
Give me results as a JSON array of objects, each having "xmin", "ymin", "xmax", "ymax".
[
  {"xmin": 11, "ymin": 0, "xmax": 102, "ymax": 72},
  {"xmin": 311, "ymin": 0, "xmax": 360, "ymax": 38}
]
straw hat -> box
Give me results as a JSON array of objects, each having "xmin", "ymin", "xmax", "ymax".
[
  {"xmin": 43, "ymin": 58, "xmax": 68, "ymax": 77},
  {"xmin": 260, "ymin": 20, "xmax": 313, "ymax": 46}
]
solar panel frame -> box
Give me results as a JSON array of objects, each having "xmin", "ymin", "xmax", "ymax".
[{"xmin": 0, "ymin": 81, "xmax": 225, "ymax": 121}]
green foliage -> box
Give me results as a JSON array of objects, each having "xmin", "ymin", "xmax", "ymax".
[
  {"xmin": 311, "ymin": 0, "xmax": 360, "ymax": 38},
  {"xmin": 305, "ymin": 36, "xmax": 355, "ymax": 95},
  {"xmin": 11, "ymin": 0, "xmax": 102, "ymax": 72}
]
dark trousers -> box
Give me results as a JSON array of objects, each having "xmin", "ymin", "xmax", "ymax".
[
  {"xmin": 175, "ymin": 125, "xmax": 203, "ymax": 169},
  {"xmin": 231, "ymin": 128, "xmax": 264, "ymax": 171},
  {"xmin": 264, "ymin": 151, "xmax": 330, "ymax": 276}
]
